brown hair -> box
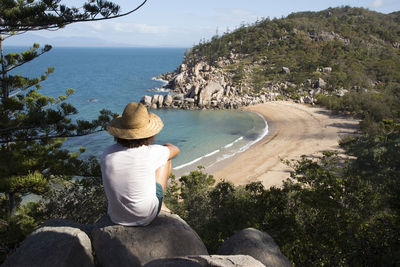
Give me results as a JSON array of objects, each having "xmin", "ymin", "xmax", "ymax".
[{"xmin": 115, "ymin": 136, "xmax": 155, "ymax": 148}]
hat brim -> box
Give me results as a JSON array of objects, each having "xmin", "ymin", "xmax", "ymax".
[{"xmin": 106, "ymin": 112, "xmax": 164, "ymax": 139}]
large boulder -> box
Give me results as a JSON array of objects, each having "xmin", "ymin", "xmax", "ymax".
[
  {"xmin": 198, "ymin": 81, "xmax": 224, "ymax": 106},
  {"xmin": 193, "ymin": 62, "xmax": 205, "ymax": 77},
  {"xmin": 141, "ymin": 95, "xmax": 152, "ymax": 107},
  {"xmin": 173, "ymin": 72, "xmax": 186, "ymax": 88},
  {"xmin": 281, "ymin": 67, "xmax": 290, "ymax": 74},
  {"xmin": 2, "ymin": 219, "xmax": 94, "ymax": 267},
  {"xmin": 217, "ymin": 228, "xmax": 292, "ymax": 267},
  {"xmin": 145, "ymin": 255, "xmax": 264, "ymax": 267},
  {"xmin": 92, "ymin": 213, "xmax": 208, "ymax": 267},
  {"xmin": 322, "ymin": 67, "xmax": 332, "ymax": 73},
  {"xmin": 163, "ymin": 94, "xmax": 173, "ymax": 106},
  {"xmin": 186, "ymin": 85, "xmax": 200, "ymax": 99},
  {"xmin": 157, "ymin": 94, "xmax": 164, "ymax": 108},
  {"xmin": 317, "ymin": 78, "xmax": 327, "ymax": 89}
]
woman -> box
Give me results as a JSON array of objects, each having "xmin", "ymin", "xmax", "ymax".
[{"xmin": 101, "ymin": 102, "xmax": 180, "ymax": 226}]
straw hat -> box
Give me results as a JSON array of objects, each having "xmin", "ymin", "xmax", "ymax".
[{"xmin": 106, "ymin": 102, "xmax": 164, "ymax": 139}]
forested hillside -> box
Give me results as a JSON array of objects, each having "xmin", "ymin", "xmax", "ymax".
[
  {"xmin": 185, "ymin": 7, "xmax": 400, "ymax": 131},
  {"xmin": 188, "ymin": 6, "xmax": 400, "ymax": 92}
]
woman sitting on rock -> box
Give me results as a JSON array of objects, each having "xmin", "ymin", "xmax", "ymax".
[{"xmin": 101, "ymin": 102, "xmax": 180, "ymax": 226}]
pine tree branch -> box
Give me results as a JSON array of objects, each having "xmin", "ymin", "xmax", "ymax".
[
  {"xmin": 0, "ymin": 0, "xmax": 148, "ymax": 33},
  {"xmin": 0, "ymin": 129, "xmax": 106, "ymax": 143},
  {"xmin": 6, "ymin": 50, "xmax": 49, "ymax": 73}
]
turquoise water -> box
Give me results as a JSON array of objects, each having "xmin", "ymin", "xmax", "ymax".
[{"xmin": 5, "ymin": 47, "xmax": 267, "ymax": 174}]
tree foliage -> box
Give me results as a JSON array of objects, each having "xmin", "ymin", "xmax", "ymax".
[
  {"xmin": 165, "ymin": 135, "xmax": 400, "ymax": 265},
  {"xmin": 0, "ymin": 0, "xmax": 147, "ymax": 262}
]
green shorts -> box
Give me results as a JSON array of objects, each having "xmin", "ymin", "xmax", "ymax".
[{"xmin": 156, "ymin": 182, "xmax": 163, "ymax": 215}]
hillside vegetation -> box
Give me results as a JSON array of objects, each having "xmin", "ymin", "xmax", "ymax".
[
  {"xmin": 185, "ymin": 6, "xmax": 400, "ymax": 131},
  {"xmin": 188, "ymin": 6, "xmax": 400, "ymax": 91}
]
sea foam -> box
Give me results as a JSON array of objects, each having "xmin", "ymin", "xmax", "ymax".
[
  {"xmin": 151, "ymin": 77, "xmax": 169, "ymax": 85},
  {"xmin": 174, "ymin": 149, "xmax": 220, "ymax": 170}
]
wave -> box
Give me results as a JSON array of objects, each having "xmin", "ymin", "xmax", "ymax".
[
  {"xmin": 229, "ymin": 112, "xmax": 269, "ymax": 155},
  {"xmin": 151, "ymin": 77, "xmax": 168, "ymax": 85},
  {"xmin": 146, "ymin": 88, "xmax": 170, "ymax": 92},
  {"xmin": 173, "ymin": 149, "xmax": 220, "ymax": 170},
  {"xmin": 224, "ymin": 136, "xmax": 243, "ymax": 148}
]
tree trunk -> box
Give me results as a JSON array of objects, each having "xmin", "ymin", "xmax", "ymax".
[
  {"xmin": 0, "ymin": 35, "xmax": 8, "ymax": 99},
  {"xmin": 9, "ymin": 192, "xmax": 16, "ymax": 216}
]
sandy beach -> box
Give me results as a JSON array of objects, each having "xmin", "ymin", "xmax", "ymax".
[{"xmin": 207, "ymin": 101, "xmax": 359, "ymax": 188}]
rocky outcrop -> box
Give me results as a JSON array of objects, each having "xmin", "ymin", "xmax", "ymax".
[
  {"xmin": 141, "ymin": 54, "xmax": 278, "ymax": 110},
  {"xmin": 92, "ymin": 213, "xmax": 208, "ymax": 267},
  {"xmin": 308, "ymin": 31, "xmax": 350, "ymax": 45},
  {"xmin": 217, "ymin": 228, "xmax": 292, "ymax": 267},
  {"xmin": 2, "ymin": 219, "xmax": 95, "ymax": 267},
  {"xmin": 145, "ymin": 255, "xmax": 265, "ymax": 267},
  {"xmin": 4, "ymin": 216, "xmax": 292, "ymax": 267},
  {"xmin": 142, "ymin": 55, "xmax": 343, "ymax": 109}
]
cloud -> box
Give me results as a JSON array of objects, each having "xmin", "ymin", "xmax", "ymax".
[
  {"xmin": 111, "ymin": 23, "xmax": 168, "ymax": 34},
  {"xmin": 214, "ymin": 8, "xmax": 260, "ymax": 24},
  {"xmin": 371, "ymin": 0, "xmax": 384, "ymax": 8}
]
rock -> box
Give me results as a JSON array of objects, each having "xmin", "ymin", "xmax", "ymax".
[
  {"xmin": 186, "ymin": 85, "xmax": 200, "ymax": 98},
  {"xmin": 198, "ymin": 81, "xmax": 224, "ymax": 106},
  {"xmin": 184, "ymin": 98, "xmax": 195, "ymax": 103},
  {"xmin": 2, "ymin": 219, "xmax": 94, "ymax": 267},
  {"xmin": 173, "ymin": 73, "xmax": 186, "ymax": 88},
  {"xmin": 212, "ymin": 89, "xmax": 224, "ymax": 101},
  {"xmin": 336, "ymin": 88, "xmax": 349, "ymax": 97},
  {"xmin": 322, "ymin": 67, "xmax": 332, "ymax": 73},
  {"xmin": 303, "ymin": 96, "xmax": 313, "ymax": 104},
  {"xmin": 217, "ymin": 228, "xmax": 292, "ymax": 267},
  {"xmin": 224, "ymin": 86, "xmax": 231, "ymax": 97},
  {"xmin": 173, "ymin": 93, "xmax": 184, "ymax": 101},
  {"xmin": 92, "ymin": 213, "xmax": 208, "ymax": 267},
  {"xmin": 281, "ymin": 67, "xmax": 290, "ymax": 74},
  {"xmin": 145, "ymin": 255, "xmax": 264, "ymax": 267},
  {"xmin": 151, "ymin": 94, "xmax": 160, "ymax": 105},
  {"xmin": 179, "ymin": 63, "xmax": 187, "ymax": 72},
  {"xmin": 163, "ymin": 94, "xmax": 173, "ymax": 106},
  {"xmin": 317, "ymin": 78, "xmax": 327, "ymax": 89},
  {"xmin": 157, "ymin": 94, "xmax": 164, "ymax": 108},
  {"xmin": 172, "ymin": 100, "xmax": 182, "ymax": 108},
  {"xmin": 194, "ymin": 63, "xmax": 204, "ymax": 77},
  {"xmin": 141, "ymin": 95, "xmax": 152, "ymax": 107}
]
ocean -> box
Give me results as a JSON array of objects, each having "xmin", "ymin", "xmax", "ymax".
[{"xmin": 6, "ymin": 46, "xmax": 267, "ymax": 175}]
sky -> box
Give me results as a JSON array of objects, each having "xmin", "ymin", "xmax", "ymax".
[{"xmin": 5, "ymin": 0, "xmax": 400, "ymax": 47}]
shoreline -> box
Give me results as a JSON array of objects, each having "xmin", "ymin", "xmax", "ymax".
[
  {"xmin": 172, "ymin": 110, "xmax": 269, "ymax": 178},
  {"xmin": 206, "ymin": 101, "xmax": 359, "ymax": 188},
  {"xmin": 205, "ymin": 109, "xmax": 276, "ymax": 177}
]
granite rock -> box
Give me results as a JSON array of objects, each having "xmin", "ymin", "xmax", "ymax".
[
  {"xmin": 2, "ymin": 219, "xmax": 94, "ymax": 267},
  {"xmin": 92, "ymin": 213, "xmax": 208, "ymax": 267},
  {"xmin": 217, "ymin": 228, "xmax": 292, "ymax": 267}
]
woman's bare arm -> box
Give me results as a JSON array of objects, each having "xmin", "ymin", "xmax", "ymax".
[{"xmin": 164, "ymin": 144, "xmax": 180, "ymax": 159}]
